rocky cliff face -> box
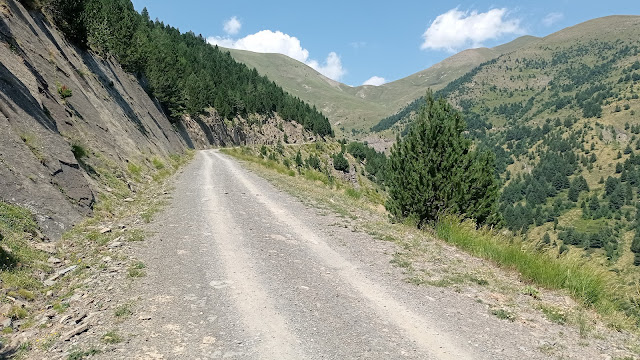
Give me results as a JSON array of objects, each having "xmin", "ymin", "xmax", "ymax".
[
  {"xmin": 182, "ymin": 111, "xmax": 315, "ymax": 149},
  {"xmin": 0, "ymin": 0, "xmax": 314, "ymax": 239}
]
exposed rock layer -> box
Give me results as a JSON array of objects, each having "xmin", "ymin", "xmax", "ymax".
[{"xmin": 0, "ymin": 0, "xmax": 313, "ymax": 238}]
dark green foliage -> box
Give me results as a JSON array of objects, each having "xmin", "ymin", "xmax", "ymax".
[
  {"xmin": 346, "ymin": 142, "xmax": 367, "ymax": 161},
  {"xmin": 47, "ymin": 0, "xmax": 88, "ymax": 46},
  {"xmin": 605, "ymin": 176, "xmax": 619, "ymax": 196},
  {"xmin": 568, "ymin": 175, "xmax": 589, "ymax": 202},
  {"xmin": 57, "ymin": 84, "xmax": 72, "ymax": 99},
  {"xmin": 385, "ymin": 93, "xmax": 499, "ymax": 226},
  {"xmin": 630, "ymin": 232, "xmax": 640, "ymax": 266},
  {"xmin": 294, "ymin": 150, "xmax": 303, "ymax": 168},
  {"xmin": 558, "ymin": 227, "xmax": 617, "ymax": 252},
  {"xmin": 624, "ymin": 144, "xmax": 633, "ymax": 155},
  {"xmin": 47, "ymin": 0, "xmax": 332, "ymax": 136},
  {"xmin": 305, "ymin": 154, "xmax": 321, "ymax": 171},
  {"xmin": 632, "ymin": 233, "xmax": 640, "ymax": 253},
  {"xmin": 71, "ymin": 143, "xmax": 88, "ymax": 161},
  {"xmin": 332, "ymin": 152, "xmax": 349, "ymax": 172},
  {"xmin": 275, "ymin": 141, "xmax": 284, "ymax": 155},
  {"xmin": 346, "ymin": 142, "xmax": 387, "ymax": 184}
]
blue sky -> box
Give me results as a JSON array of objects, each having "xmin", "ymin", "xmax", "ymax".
[{"xmin": 131, "ymin": 1, "xmax": 639, "ymax": 86}]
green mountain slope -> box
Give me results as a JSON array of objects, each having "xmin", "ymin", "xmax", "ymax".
[
  {"xmin": 224, "ymin": 35, "xmax": 538, "ymax": 136},
  {"xmin": 374, "ymin": 16, "xmax": 640, "ymax": 278}
]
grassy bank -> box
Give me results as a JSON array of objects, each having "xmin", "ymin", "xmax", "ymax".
[{"xmin": 435, "ymin": 217, "xmax": 635, "ymax": 327}]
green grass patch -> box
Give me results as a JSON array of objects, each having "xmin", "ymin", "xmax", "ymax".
[
  {"xmin": 128, "ymin": 261, "xmax": 146, "ymax": 278},
  {"xmin": 102, "ymin": 330, "xmax": 123, "ymax": 344},
  {"xmin": 53, "ymin": 301, "xmax": 70, "ymax": 314},
  {"xmin": 344, "ymin": 187, "xmax": 362, "ymax": 200},
  {"xmin": 435, "ymin": 216, "xmax": 624, "ymax": 320},
  {"xmin": 491, "ymin": 308, "xmax": 517, "ymax": 321},
  {"xmin": 390, "ymin": 252, "xmax": 412, "ymax": 269},
  {"xmin": 221, "ymin": 148, "xmax": 293, "ymax": 176},
  {"xmin": 539, "ymin": 304, "xmax": 568, "ymax": 324},
  {"xmin": 151, "ymin": 158, "xmax": 165, "ymax": 170},
  {"xmin": 8, "ymin": 306, "xmax": 28, "ymax": 320},
  {"xmin": 126, "ymin": 228, "xmax": 145, "ymax": 242},
  {"xmin": 114, "ymin": 303, "xmax": 133, "ymax": 318},
  {"xmin": 0, "ymin": 202, "xmax": 38, "ymax": 235},
  {"xmin": 127, "ymin": 162, "xmax": 143, "ymax": 179},
  {"xmin": 302, "ymin": 169, "xmax": 330, "ymax": 185},
  {"xmin": 1, "ymin": 202, "xmax": 49, "ymax": 294},
  {"xmin": 7, "ymin": 289, "xmax": 35, "ymax": 301}
]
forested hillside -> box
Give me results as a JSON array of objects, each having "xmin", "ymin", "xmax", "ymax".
[
  {"xmin": 46, "ymin": 0, "xmax": 332, "ymax": 136},
  {"xmin": 372, "ymin": 16, "xmax": 640, "ymax": 274}
]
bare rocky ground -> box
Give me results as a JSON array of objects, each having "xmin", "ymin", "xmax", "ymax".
[{"xmin": 9, "ymin": 150, "xmax": 636, "ymax": 360}]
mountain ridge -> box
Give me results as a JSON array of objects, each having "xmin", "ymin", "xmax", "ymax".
[
  {"xmin": 370, "ymin": 14, "xmax": 640, "ymax": 280},
  {"xmin": 223, "ymin": 35, "xmax": 540, "ymax": 135}
]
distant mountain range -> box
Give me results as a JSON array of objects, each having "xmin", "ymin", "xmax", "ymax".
[{"xmin": 223, "ymin": 35, "xmax": 540, "ymax": 136}]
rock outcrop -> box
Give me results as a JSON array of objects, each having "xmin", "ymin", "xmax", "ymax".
[{"xmin": 0, "ymin": 0, "xmax": 315, "ymax": 238}]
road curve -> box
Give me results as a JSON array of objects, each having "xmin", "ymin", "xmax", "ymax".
[{"xmin": 105, "ymin": 150, "xmax": 546, "ymax": 359}]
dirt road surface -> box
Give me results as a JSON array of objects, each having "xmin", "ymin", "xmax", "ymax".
[{"xmin": 100, "ymin": 150, "xmax": 562, "ymax": 359}]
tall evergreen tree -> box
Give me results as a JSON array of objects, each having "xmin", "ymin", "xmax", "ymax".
[
  {"xmin": 631, "ymin": 232, "xmax": 640, "ymax": 266},
  {"xmin": 46, "ymin": 0, "xmax": 333, "ymax": 136},
  {"xmin": 385, "ymin": 92, "xmax": 500, "ymax": 226}
]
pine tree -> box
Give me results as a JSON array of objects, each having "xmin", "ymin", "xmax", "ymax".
[
  {"xmin": 631, "ymin": 232, "xmax": 640, "ymax": 266},
  {"xmin": 294, "ymin": 150, "xmax": 303, "ymax": 168},
  {"xmin": 385, "ymin": 92, "xmax": 500, "ymax": 226},
  {"xmin": 332, "ymin": 152, "xmax": 349, "ymax": 172}
]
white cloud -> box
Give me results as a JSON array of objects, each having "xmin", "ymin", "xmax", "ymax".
[
  {"xmin": 362, "ymin": 76, "xmax": 386, "ymax": 86},
  {"xmin": 542, "ymin": 12, "xmax": 564, "ymax": 27},
  {"xmin": 223, "ymin": 16, "xmax": 241, "ymax": 35},
  {"xmin": 207, "ymin": 30, "xmax": 346, "ymax": 81},
  {"xmin": 306, "ymin": 52, "xmax": 346, "ymax": 82},
  {"xmin": 421, "ymin": 8, "xmax": 523, "ymax": 52}
]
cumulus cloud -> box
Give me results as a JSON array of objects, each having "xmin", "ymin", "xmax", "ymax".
[
  {"xmin": 542, "ymin": 12, "xmax": 564, "ymax": 27},
  {"xmin": 362, "ymin": 76, "xmax": 386, "ymax": 86},
  {"xmin": 421, "ymin": 8, "xmax": 523, "ymax": 52},
  {"xmin": 223, "ymin": 16, "xmax": 241, "ymax": 35},
  {"xmin": 306, "ymin": 52, "xmax": 346, "ymax": 82},
  {"xmin": 207, "ymin": 30, "xmax": 346, "ymax": 81}
]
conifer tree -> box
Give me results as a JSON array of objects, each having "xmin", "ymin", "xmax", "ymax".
[
  {"xmin": 631, "ymin": 232, "xmax": 640, "ymax": 266},
  {"xmin": 332, "ymin": 152, "xmax": 349, "ymax": 172},
  {"xmin": 385, "ymin": 92, "xmax": 500, "ymax": 226}
]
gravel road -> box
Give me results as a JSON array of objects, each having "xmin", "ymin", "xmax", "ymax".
[{"xmin": 103, "ymin": 150, "xmax": 561, "ymax": 359}]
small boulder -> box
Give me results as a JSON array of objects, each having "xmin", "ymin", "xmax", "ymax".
[{"xmin": 0, "ymin": 317, "xmax": 11, "ymax": 328}]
